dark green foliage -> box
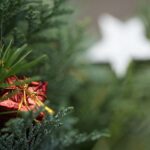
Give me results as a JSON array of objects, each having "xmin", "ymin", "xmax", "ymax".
[
  {"xmin": 0, "ymin": 107, "xmax": 72, "ymax": 150},
  {"xmin": 0, "ymin": 42, "xmax": 46, "ymax": 82},
  {"xmin": 42, "ymin": 26, "xmax": 85, "ymax": 104},
  {"xmin": 138, "ymin": 0, "xmax": 150, "ymax": 39},
  {"xmin": 0, "ymin": 0, "xmax": 105, "ymax": 149},
  {"xmin": 0, "ymin": 0, "xmax": 72, "ymax": 46},
  {"xmin": 0, "ymin": 0, "xmax": 84, "ymax": 104},
  {"xmin": 72, "ymin": 60, "xmax": 150, "ymax": 150},
  {"xmin": 0, "ymin": 107, "xmax": 104, "ymax": 150}
]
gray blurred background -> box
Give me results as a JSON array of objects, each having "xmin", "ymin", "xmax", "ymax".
[{"xmin": 71, "ymin": 0, "xmax": 139, "ymax": 33}]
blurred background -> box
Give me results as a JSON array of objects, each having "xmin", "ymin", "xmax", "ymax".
[
  {"xmin": 71, "ymin": 0, "xmax": 138, "ymax": 33},
  {"xmin": 69, "ymin": 0, "xmax": 150, "ymax": 150}
]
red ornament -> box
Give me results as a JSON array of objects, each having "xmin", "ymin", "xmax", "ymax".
[{"xmin": 0, "ymin": 76, "xmax": 54, "ymax": 127}]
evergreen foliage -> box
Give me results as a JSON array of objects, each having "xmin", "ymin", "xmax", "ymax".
[
  {"xmin": 0, "ymin": 42, "xmax": 46, "ymax": 82},
  {"xmin": 71, "ymin": 2, "xmax": 150, "ymax": 148},
  {"xmin": 0, "ymin": 0, "xmax": 104, "ymax": 150}
]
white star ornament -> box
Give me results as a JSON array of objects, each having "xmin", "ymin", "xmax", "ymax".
[{"xmin": 87, "ymin": 14, "xmax": 150, "ymax": 77}]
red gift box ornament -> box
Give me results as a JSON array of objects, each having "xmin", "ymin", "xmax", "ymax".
[{"xmin": 0, "ymin": 76, "xmax": 54, "ymax": 124}]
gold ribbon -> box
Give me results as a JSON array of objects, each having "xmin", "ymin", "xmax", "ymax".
[
  {"xmin": 0, "ymin": 83, "xmax": 54, "ymax": 116},
  {"xmin": 18, "ymin": 83, "xmax": 54, "ymax": 115}
]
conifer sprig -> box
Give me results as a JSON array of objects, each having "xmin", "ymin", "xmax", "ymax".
[{"xmin": 0, "ymin": 41, "xmax": 47, "ymax": 82}]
